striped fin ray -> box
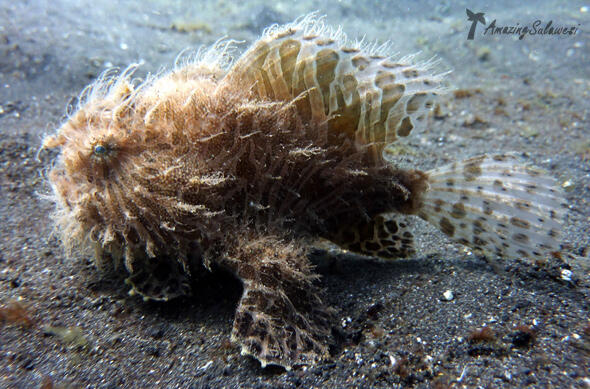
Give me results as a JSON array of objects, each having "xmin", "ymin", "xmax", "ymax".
[
  {"xmin": 418, "ymin": 154, "xmax": 566, "ymax": 260},
  {"xmin": 224, "ymin": 13, "xmax": 446, "ymax": 158}
]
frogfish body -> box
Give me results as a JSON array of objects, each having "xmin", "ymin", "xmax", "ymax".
[{"xmin": 43, "ymin": 15, "xmax": 565, "ymax": 369}]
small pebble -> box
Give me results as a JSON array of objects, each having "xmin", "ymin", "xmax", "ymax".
[
  {"xmin": 560, "ymin": 269, "xmax": 573, "ymax": 282},
  {"xmin": 198, "ymin": 360, "xmax": 213, "ymax": 371},
  {"xmin": 511, "ymin": 326, "xmax": 535, "ymax": 348},
  {"xmin": 148, "ymin": 325, "xmax": 165, "ymax": 339},
  {"xmin": 442, "ymin": 290, "xmax": 454, "ymax": 301},
  {"xmin": 476, "ymin": 47, "xmax": 491, "ymax": 61},
  {"xmin": 561, "ymin": 180, "xmax": 575, "ymax": 192},
  {"xmin": 145, "ymin": 345, "xmax": 160, "ymax": 357}
]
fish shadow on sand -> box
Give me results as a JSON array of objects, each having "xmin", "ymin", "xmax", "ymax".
[{"xmin": 80, "ymin": 247, "xmax": 584, "ymax": 363}]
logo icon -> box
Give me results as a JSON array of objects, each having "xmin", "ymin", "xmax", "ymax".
[{"xmin": 466, "ymin": 9, "xmax": 486, "ymax": 40}]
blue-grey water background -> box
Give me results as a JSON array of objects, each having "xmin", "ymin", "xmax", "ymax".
[{"xmin": 1, "ymin": 1, "xmax": 589, "ymax": 388}]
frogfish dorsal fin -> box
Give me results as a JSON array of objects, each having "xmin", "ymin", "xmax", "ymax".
[{"xmin": 223, "ymin": 13, "xmax": 446, "ymax": 159}]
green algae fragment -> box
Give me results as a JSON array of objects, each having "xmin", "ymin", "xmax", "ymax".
[{"xmin": 43, "ymin": 325, "xmax": 91, "ymax": 351}]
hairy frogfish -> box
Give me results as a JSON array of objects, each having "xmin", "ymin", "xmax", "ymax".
[{"xmin": 42, "ymin": 14, "xmax": 566, "ymax": 369}]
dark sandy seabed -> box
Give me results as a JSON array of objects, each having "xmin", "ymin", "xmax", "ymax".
[{"xmin": 1, "ymin": 0, "xmax": 589, "ymax": 388}]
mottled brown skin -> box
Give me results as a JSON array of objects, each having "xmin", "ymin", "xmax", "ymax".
[
  {"xmin": 46, "ymin": 72, "xmax": 426, "ymax": 252},
  {"xmin": 43, "ymin": 63, "xmax": 428, "ymax": 367}
]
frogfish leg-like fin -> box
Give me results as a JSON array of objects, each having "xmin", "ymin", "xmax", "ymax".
[
  {"xmin": 418, "ymin": 154, "xmax": 566, "ymax": 260},
  {"xmin": 125, "ymin": 253, "xmax": 192, "ymax": 302},
  {"xmin": 220, "ymin": 237, "xmax": 333, "ymax": 370},
  {"xmin": 329, "ymin": 213, "xmax": 417, "ymax": 259},
  {"xmin": 222, "ymin": 13, "xmax": 445, "ymax": 159}
]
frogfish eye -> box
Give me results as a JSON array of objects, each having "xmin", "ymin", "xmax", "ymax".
[{"xmin": 94, "ymin": 144, "xmax": 107, "ymax": 155}]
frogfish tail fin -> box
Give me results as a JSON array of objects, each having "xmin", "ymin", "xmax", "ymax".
[{"xmin": 417, "ymin": 154, "xmax": 566, "ymax": 260}]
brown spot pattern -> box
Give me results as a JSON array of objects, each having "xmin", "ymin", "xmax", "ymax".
[
  {"xmin": 439, "ymin": 217, "xmax": 455, "ymax": 237},
  {"xmin": 332, "ymin": 215, "xmax": 416, "ymax": 259},
  {"xmin": 510, "ymin": 217, "xmax": 530, "ymax": 229},
  {"xmin": 463, "ymin": 160, "xmax": 483, "ymax": 181},
  {"xmin": 450, "ymin": 202, "xmax": 466, "ymax": 219}
]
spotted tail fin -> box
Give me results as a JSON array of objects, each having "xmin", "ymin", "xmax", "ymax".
[
  {"xmin": 418, "ymin": 154, "xmax": 566, "ymax": 259},
  {"xmin": 223, "ymin": 13, "xmax": 445, "ymax": 158}
]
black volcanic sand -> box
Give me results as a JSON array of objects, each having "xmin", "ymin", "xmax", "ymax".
[{"xmin": 1, "ymin": 1, "xmax": 589, "ymax": 388}]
